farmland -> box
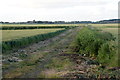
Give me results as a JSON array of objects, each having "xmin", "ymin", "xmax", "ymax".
[
  {"xmin": 2, "ymin": 23, "xmax": 120, "ymax": 78},
  {"xmin": 2, "ymin": 29, "xmax": 64, "ymax": 41}
]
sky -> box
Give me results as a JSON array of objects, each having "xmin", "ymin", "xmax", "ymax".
[{"xmin": 0, "ymin": 0, "xmax": 119, "ymax": 22}]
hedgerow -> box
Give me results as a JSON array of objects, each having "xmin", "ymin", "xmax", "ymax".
[{"xmin": 74, "ymin": 27, "xmax": 116, "ymax": 65}]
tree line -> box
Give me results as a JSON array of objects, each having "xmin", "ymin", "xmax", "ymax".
[{"xmin": 1, "ymin": 19, "xmax": 119, "ymax": 24}]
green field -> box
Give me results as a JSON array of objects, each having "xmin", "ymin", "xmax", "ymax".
[{"xmin": 2, "ymin": 29, "xmax": 64, "ymax": 41}]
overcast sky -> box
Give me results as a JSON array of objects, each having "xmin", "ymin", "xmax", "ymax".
[{"xmin": 0, "ymin": 0, "xmax": 119, "ymax": 22}]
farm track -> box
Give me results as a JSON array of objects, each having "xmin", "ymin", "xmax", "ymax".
[{"xmin": 19, "ymin": 27, "xmax": 82, "ymax": 78}]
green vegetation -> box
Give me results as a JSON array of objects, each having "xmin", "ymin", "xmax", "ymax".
[
  {"xmin": 74, "ymin": 27, "xmax": 117, "ymax": 66},
  {"xmin": 89, "ymin": 24, "xmax": 119, "ymax": 67},
  {"xmin": 2, "ymin": 29, "xmax": 66, "ymax": 53}
]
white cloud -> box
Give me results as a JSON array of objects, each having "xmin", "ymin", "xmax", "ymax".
[{"xmin": 0, "ymin": 0, "xmax": 119, "ymax": 22}]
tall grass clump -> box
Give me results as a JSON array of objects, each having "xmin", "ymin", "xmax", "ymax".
[{"xmin": 74, "ymin": 27, "xmax": 116, "ymax": 66}]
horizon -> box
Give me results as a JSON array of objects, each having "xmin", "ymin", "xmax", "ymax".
[
  {"xmin": 0, "ymin": 0, "xmax": 119, "ymax": 22},
  {"xmin": 1, "ymin": 18, "xmax": 119, "ymax": 23}
]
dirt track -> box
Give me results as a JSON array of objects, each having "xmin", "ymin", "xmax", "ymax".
[{"xmin": 20, "ymin": 27, "xmax": 82, "ymax": 78}]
